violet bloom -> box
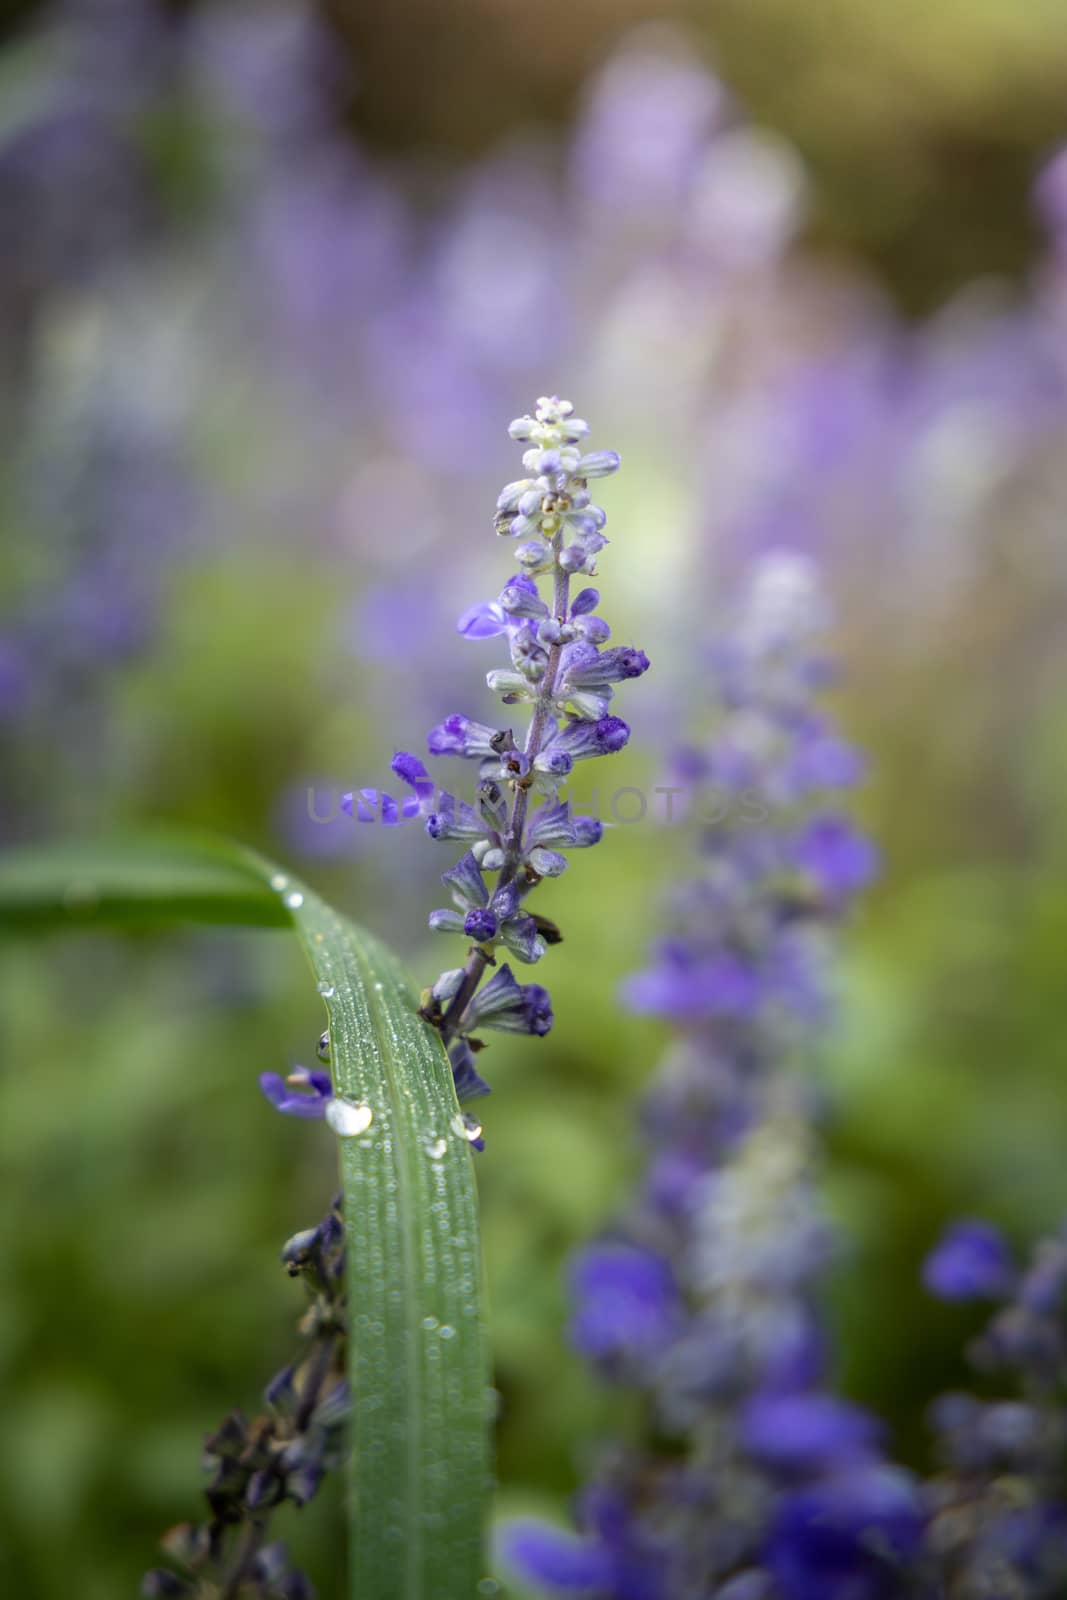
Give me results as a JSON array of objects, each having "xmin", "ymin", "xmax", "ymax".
[
  {"xmin": 923, "ymin": 1220, "xmax": 1067, "ymax": 1593},
  {"xmin": 922, "ymin": 1219, "xmax": 1015, "ymax": 1302},
  {"xmin": 766, "ymin": 1467, "xmax": 923, "ymax": 1600},
  {"xmin": 504, "ymin": 554, "xmax": 905, "ymax": 1599},
  {"xmin": 739, "ymin": 1392, "xmax": 884, "ymax": 1476},
  {"xmin": 259, "ymin": 1068, "xmax": 333, "ymax": 1119},
  {"xmin": 569, "ymin": 1243, "xmax": 682, "ymax": 1371},
  {"xmin": 344, "ymin": 398, "xmax": 649, "ymax": 1127},
  {"xmin": 624, "ymin": 553, "xmax": 874, "ymax": 1027}
]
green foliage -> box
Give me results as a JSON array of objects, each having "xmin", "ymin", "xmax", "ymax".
[{"xmin": 0, "ymin": 835, "xmax": 489, "ymax": 1600}]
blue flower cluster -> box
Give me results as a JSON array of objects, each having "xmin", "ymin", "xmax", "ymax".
[
  {"xmin": 502, "ymin": 553, "xmax": 902, "ymax": 1600},
  {"xmin": 501, "ymin": 553, "xmax": 1067, "ymax": 1600},
  {"xmin": 352, "ymin": 397, "xmax": 648, "ymax": 1114},
  {"xmin": 259, "ymin": 398, "xmax": 647, "ymax": 1137}
]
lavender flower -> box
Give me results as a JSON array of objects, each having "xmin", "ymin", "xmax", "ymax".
[
  {"xmin": 923, "ymin": 1220, "xmax": 1067, "ymax": 1595},
  {"xmin": 258, "ymin": 1067, "xmax": 334, "ymax": 1120},
  {"xmin": 501, "ymin": 554, "xmax": 911, "ymax": 1600},
  {"xmin": 922, "ymin": 1219, "xmax": 1016, "ymax": 1302},
  {"xmin": 144, "ymin": 1197, "xmax": 348, "ymax": 1598},
  {"xmin": 345, "ymin": 398, "xmax": 649, "ymax": 1120}
]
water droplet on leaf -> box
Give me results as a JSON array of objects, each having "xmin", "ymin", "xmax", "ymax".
[
  {"xmin": 285, "ymin": 890, "xmax": 304, "ymax": 909},
  {"xmin": 270, "ymin": 873, "xmax": 288, "ymax": 891},
  {"xmin": 451, "ymin": 1111, "xmax": 483, "ymax": 1144},
  {"xmin": 325, "ymin": 1098, "xmax": 373, "ymax": 1137},
  {"xmin": 317, "ymin": 1030, "xmax": 331, "ymax": 1061},
  {"xmin": 425, "ymin": 1137, "xmax": 448, "ymax": 1159},
  {"xmin": 317, "ymin": 981, "xmax": 335, "ymax": 999}
]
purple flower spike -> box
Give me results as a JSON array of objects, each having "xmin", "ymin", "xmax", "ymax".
[
  {"xmin": 532, "ymin": 552, "xmax": 920, "ymax": 1592},
  {"xmin": 259, "ymin": 1069, "xmax": 333, "ymax": 1119},
  {"xmin": 360, "ymin": 399, "xmax": 645, "ymax": 1124},
  {"xmin": 923, "ymin": 1220, "xmax": 1015, "ymax": 1302}
]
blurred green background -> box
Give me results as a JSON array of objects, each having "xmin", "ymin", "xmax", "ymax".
[{"xmin": 2, "ymin": 0, "xmax": 1067, "ymax": 1595}]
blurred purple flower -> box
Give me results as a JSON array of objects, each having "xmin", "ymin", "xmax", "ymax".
[
  {"xmin": 740, "ymin": 1392, "xmax": 884, "ymax": 1475},
  {"xmin": 923, "ymin": 1221, "xmax": 1015, "ymax": 1302},
  {"xmin": 766, "ymin": 1467, "xmax": 924, "ymax": 1600},
  {"xmin": 569, "ymin": 1244, "xmax": 681, "ymax": 1368},
  {"xmin": 259, "ymin": 1068, "xmax": 333, "ymax": 1119},
  {"xmin": 792, "ymin": 815, "xmax": 880, "ymax": 902},
  {"xmin": 500, "ymin": 1522, "xmax": 613, "ymax": 1596}
]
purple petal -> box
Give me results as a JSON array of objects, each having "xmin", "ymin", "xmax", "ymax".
[
  {"xmin": 391, "ymin": 750, "xmax": 434, "ymax": 804},
  {"xmin": 923, "ymin": 1221, "xmax": 1015, "ymax": 1302},
  {"xmin": 258, "ymin": 1070, "xmax": 333, "ymax": 1119},
  {"xmin": 499, "ymin": 1520, "xmax": 613, "ymax": 1594},
  {"xmin": 740, "ymin": 1392, "xmax": 883, "ymax": 1473},
  {"xmin": 569, "ymin": 1243, "xmax": 680, "ymax": 1365},
  {"xmin": 457, "ymin": 600, "xmax": 508, "ymax": 639},
  {"xmin": 793, "ymin": 814, "xmax": 879, "ymax": 901}
]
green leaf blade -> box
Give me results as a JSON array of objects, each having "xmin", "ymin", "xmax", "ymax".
[
  {"xmin": 276, "ymin": 876, "xmax": 488, "ymax": 1600},
  {"xmin": 0, "ymin": 835, "xmax": 289, "ymax": 929},
  {"xmin": 0, "ymin": 837, "xmax": 489, "ymax": 1600}
]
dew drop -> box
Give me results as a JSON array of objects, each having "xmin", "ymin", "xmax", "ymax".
[
  {"xmin": 317, "ymin": 1030, "xmax": 331, "ymax": 1062},
  {"xmin": 421, "ymin": 1315, "xmax": 439, "ymax": 1332},
  {"xmin": 373, "ymin": 981, "xmax": 384, "ymax": 992},
  {"xmin": 438, "ymin": 1324, "xmax": 455, "ymax": 1340},
  {"xmin": 285, "ymin": 890, "xmax": 304, "ymax": 909},
  {"xmin": 477, "ymin": 1581, "xmax": 502, "ymax": 1596},
  {"xmin": 270, "ymin": 873, "xmax": 289, "ymax": 891},
  {"xmin": 425, "ymin": 1137, "xmax": 448, "ymax": 1160},
  {"xmin": 325, "ymin": 1098, "xmax": 374, "ymax": 1138},
  {"xmin": 451, "ymin": 1111, "xmax": 483, "ymax": 1144},
  {"xmin": 317, "ymin": 981, "xmax": 335, "ymax": 999}
]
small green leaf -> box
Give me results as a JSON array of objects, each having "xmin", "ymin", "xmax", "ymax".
[
  {"xmin": 0, "ymin": 835, "xmax": 489, "ymax": 1600},
  {"xmin": 0, "ymin": 834, "xmax": 288, "ymax": 929}
]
